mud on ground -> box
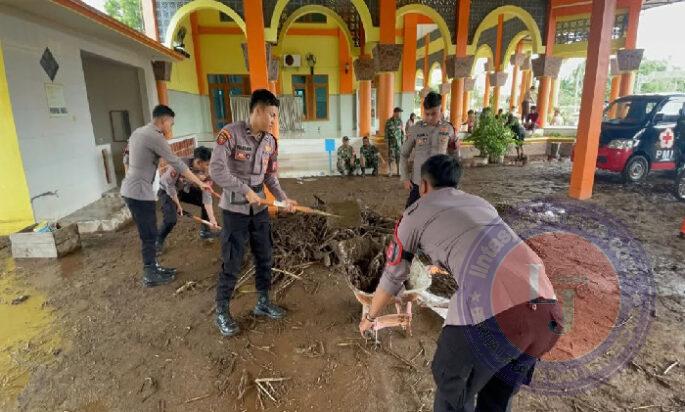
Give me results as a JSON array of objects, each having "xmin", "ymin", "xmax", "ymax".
[{"xmin": 1, "ymin": 161, "xmax": 685, "ymax": 411}]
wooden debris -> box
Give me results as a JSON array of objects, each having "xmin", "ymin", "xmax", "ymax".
[
  {"xmin": 663, "ymin": 360, "xmax": 679, "ymax": 375},
  {"xmin": 237, "ymin": 369, "xmax": 250, "ymax": 401},
  {"xmin": 184, "ymin": 393, "xmax": 212, "ymax": 404},
  {"xmin": 173, "ymin": 281, "xmax": 197, "ymax": 296}
]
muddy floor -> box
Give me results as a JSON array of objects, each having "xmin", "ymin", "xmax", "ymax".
[{"xmin": 1, "ymin": 160, "xmax": 684, "ymax": 412}]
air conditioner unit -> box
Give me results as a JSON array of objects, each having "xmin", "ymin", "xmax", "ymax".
[{"xmin": 283, "ymin": 54, "xmax": 301, "ymax": 68}]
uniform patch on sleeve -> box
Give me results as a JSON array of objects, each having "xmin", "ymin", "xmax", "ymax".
[
  {"xmin": 170, "ymin": 170, "xmax": 177, "ymax": 178},
  {"xmin": 216, "ymin": 129, "xmax": 232, "ymax": 145},
  {"xmin": 386, "ymin": 220, "xmax": 404, "ymax": 266}
]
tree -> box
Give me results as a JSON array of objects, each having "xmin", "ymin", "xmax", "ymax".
[
  {"xmin": 636, "ymin": 59, "xmax": 685, "ymax": 93},
  {"xmin": 104, "ymin": 0, "xmax": 143, "ymax": 32}
]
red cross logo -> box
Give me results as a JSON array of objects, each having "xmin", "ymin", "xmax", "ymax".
[{"xmin": 660, "ymin": 129, "xmax": 674, "ymax": 149}]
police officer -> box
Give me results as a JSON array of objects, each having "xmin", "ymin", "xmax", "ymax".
[
  {"xmin": 121, "ymin": 105, "xmax": 211, "ymax": 287},
  {"xmin": 156, "ymin": 146, "xmax": 219, "ymax": 255},
  {"xmin": 385, "ymin": 107, "xmax": 404, "ymax": 176},
  {"xmin": 360, "ymin": 155, "xmax": 562, "ymax": 412},
  {"xmin": 336, "ymin": 136, "xmax": 357, "ymax": 176},
  {"xmin": 400, "ymin": 92, "xmax": 458, "ymax": 208},
  {"xmin": 209, "ymin": 89, "xmax": 297, "ymax": 337},
  {"xmin": 359, "ymin": 136, "xmax": 380, "ymax": 176}
]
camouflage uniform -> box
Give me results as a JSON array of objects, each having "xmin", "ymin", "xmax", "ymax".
[
  {"xmin": 385, "ymin": 116, "xmax": 404, "ymax": 163},
  {"xmin": 336, "ymin": 144, "xmax": 356, "ymax": 175},
  {"xmin": 359, "ymin": 143, "xmax": 379, "ymax": 176}
]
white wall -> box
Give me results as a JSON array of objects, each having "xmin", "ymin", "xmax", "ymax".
[
  {"xmin": 0, "ymin": 7, "xmax": 159, "ymax": 221},
  {"xmin": 168, "ymin": 89, "xmax": 213, "ymax": 142}
]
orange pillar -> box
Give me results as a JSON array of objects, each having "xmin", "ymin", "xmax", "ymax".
[
  {"xmin": 359, "ymin": 80, "xmax": 372, "ymax": 137},
  {"xmin": 401, "ymin": 15, "xmax": 418, "ymax": 94},
  {"xmin": 620, "ymin": 0, "xmax": 642, "ymax": 97},
  {"xmin": 376, "ymin": 0, "xmax": 396, "ymax": 137},
  {"xmin": 483, "ymin": 70, "xmax": 491, "ymax": 108},
  {"xmin": 569, "ymin": 0, "xmax": 616, "ymax": 200},
  {"xmin": 244, "ymin": 0, "xmax": 269, "ymax": 91},
  {"xmin": 156, "ymin": 81, "xmax": 168, "ymax": 106},
  {"xmin": 338, "ymin": 29, "xmax": 353, "ymax": 95},
  {"xmin": 608, "ymin": 75, "xmax": 621, "ymax": 117},
  {"xmin": 548, "ymin": 77, "xmax": 559, "ymax": 119},
  {"xmin": 450, "ymin": 78, "xmax": 464, "ymax": 125},
  {"xmin": 421, "ymin": 33, "xmax": 430, "ymax": 117},
  {"xmin": 537, "ymin": 76, "xmax": 551, "ymax": 127},
  {"xmin": 462, "ymin": 91, "xmax": 470, "ymax": 123}
]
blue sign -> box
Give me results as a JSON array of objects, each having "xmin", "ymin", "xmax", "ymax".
[{"xmin": 324, "ymin": 138, "xmax": 336, "ymax": 152}]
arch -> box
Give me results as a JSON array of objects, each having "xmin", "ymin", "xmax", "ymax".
[
  {"xmin": 469, "ymin": 6, "xmax": 543, "ymax": 56},
  {"xmin": 428, "ymin": 61, "xmax": 442, "ymax": 87},
  {"xmin": 503, "ymin": 30, "xmax": 531, "ymax": 71},
  {"xmin": 163, "ymin": 0, "xmax": 246, "ymax": 47},
  {"xmin": 471, "ymin": 44, "xmax": 494, "ymax": 76},
  {"xmin": 415, "ymin": 69, "xmax": 425, "ymax": 88},
  {"xmin": 276, "ymin": 5, "xmax": 357, "ymax": 55},
  {"xmin": 267, "ymin": 0, "xmax": 375, "ymax": 43},
  {"xmin": 396, "ymin": 4, "xmax": 453, "ymax": 54}
]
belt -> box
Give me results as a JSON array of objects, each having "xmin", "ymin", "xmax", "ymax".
[{"xmin": 229, "ymin": 184, "xmax": 264, "ymax": 205}]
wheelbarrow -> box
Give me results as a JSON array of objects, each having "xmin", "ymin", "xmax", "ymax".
[{"xmin": 350, "ymin": 259, "xmax": 432, "ymax": 342}]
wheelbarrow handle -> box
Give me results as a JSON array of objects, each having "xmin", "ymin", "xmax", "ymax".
[{"xmin": 181, "ymin": 211, "xmax": 222, "ymax": 230}]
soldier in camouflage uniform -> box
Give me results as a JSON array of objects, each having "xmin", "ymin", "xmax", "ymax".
[
  {"xmin": 359, "ymin": 136, "xmax": 380, "ymax": 176},
  {"xmin": 336, "ymin": 136, "xmax": 357, "ymax": 176},
  {"xmin": 385, "ymin": 107, "xmax": 404, "ymax": 176}
]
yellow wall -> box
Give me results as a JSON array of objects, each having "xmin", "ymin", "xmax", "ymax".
[
  {"xmin": 167, "ymin": 15, "xmax": 199, "ymax": 94},
  {"xmin": 280, "ymin": 34, "xmax": 340, "ymax": 95},
  {"xmin": 0, "ymin": 41, "xmax": 34, "ymax": 234},
  {"xmin": 199, "ymin": 33, "xmax": 247, "ymax": 76}
]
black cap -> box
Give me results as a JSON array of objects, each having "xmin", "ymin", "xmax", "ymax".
[
  {"xmin": 393, "ymin": 107, "xmax": 403, "ymax": 113},
  {"xmin": 342, "ymin": 136, "xmax": 350, "ymax": 141}
]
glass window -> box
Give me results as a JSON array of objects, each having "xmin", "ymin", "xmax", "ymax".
[
  {"xmin": 293, "ymin": 74, "xmax": 328, "ymax": 121},
  {"xmin": 315, "ymin": 86, "xmax": 327, "ymax": 119},
  {"xmin": 657, "ymin": 99, "xmax": 685, "ymax": 123},
  {"xmin": 294, "ymin": 88, "xmax": 307, "ymax": 116},
  {"xmin": 292, "ymin": 75, "xmax": 307, "ymax": 84},
  {"xmin": 313, "ymin": 75, "xmax": 327, "ymax": 84},
  {"xmin": 603, "ymin": 97, "xmax": 659, "ymax": 124}
]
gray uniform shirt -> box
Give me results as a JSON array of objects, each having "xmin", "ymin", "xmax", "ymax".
[
  {"xmin": 400, "ymin": 120, "xmax": 458, "ymax": 185},
  {"xmin": 378, "ymin": 188, "xmax": 556, "ymax": 326},
  {"xmin": 159, "ymin": 157, "xmax": 212, "ymax": 205},
  {"xmin": 209, "ymin": 121, "xmax": 287, "ymax": 215},
  {"xmin": 120, "ymin": 123, "xmax": 189, "ymax": 201}
]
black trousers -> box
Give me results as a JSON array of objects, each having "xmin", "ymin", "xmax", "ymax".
[
  {"xmin": 405, "ymin": 182, "xmax": 421, "ymax": 208},
  {"xmin": 158, "ymin": 189, "xmax": 209, "ymax": 242},
  {"xmin": 216, "ymin": 209, "xmax": 272, "ymax": 308},
  {"xmin": 124, "ymin": 197, "xmax": 157, "ymax": 267},
  {"xmin": 432, "ymin": 301, "xmax": 563, "ymax": 412}
]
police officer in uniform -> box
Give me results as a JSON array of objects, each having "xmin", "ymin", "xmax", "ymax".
[
  {"xmin": 360, "ymin": 155, "xmax": 562, "ymax": 412},
  {"xmin": 209, "ymin": 89, "xmax": 297, "ymax": 337},
  {"xmin": 400, "ymin": 92, "xmax": 458, "ymax": 208},
  {"xmin": 121, "ymin": 105, "xmax": 211, "ymax": 287}
]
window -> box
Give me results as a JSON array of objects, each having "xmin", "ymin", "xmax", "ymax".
[
  {"xmin": 292, "ymin": 74, "xmax": 328, "ymax": 121},
  {"xmin": 207, "ymin": 74, "xmax": 250, "ymax": 132},
  {"xmin": 219, "ymin": 12, "xmax": 231, "ymax": 22},
  {"xmin": 295, "ymin": 13, "xmax": 327, "ymax": 24},
  {"xmin": 603, "ymin": 97, "xmax": 659, "ymax": 125},
  {"xmin": 657, "ymin": 99, "xmax": 685, "ymax": 123}
]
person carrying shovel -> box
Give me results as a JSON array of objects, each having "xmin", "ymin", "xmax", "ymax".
[
  {"xmin": 360, "ymin": 154, "xmax": 562, "ymax": 412},
  {"xmin": 209, "ymin": 89, "xmax": 297, "ymax": 337},
  {"xmin": 156, "ymin": 146, "xmax": 220, "ymax": 255}
]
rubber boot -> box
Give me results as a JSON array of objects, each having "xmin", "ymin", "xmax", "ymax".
[
  {"xmin": 142, "ymin": 265, "xmax": 175, "ymax": 288},
  {"xmin": 215, "ymin": 304, "xmax": 240, "ymax": 337},
  {"xmin": 253, "ymin": 291, "xmax": 286, "ymax": 320},
  {"xmin": 154, "ymin": 261, "xmax": 177, "ymax": 276}
]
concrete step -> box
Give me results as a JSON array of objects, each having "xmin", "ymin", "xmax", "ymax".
[{"xmin": 61, "ymin": 195, "xmax": 131, "ymax": 234}]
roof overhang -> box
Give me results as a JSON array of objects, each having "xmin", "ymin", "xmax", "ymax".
[
  {"xmin": 642, "ymin": 0, "xmax": 685, "ymax": 9},
  {"xmin": 0, "ymin": 0, "xmax": 182, "ymax": 62}
]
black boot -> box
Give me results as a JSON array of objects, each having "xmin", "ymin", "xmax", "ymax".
[
  {"xmin": 253, "ymin": 292, "xmax": 286, "ymax": 319},
  {"xmin": 215, "ymin": 304, "xmax": 240, "ymax": 337},
  {"xmin": 154, "ymin": 261, "xmax": 177, "ymax": 276},
  {"xmin": 142, "ymin": 265, "xmax": 175, "ymax": 287}
]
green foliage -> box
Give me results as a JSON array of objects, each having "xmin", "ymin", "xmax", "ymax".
[
  {"xmin": 466, "ymin": 113, "xmax": 516, "ymax": 158},
  {"xmin": 636, "ymin": 59, "xmax": 685, "ymax": 93},
  {"xmin": 104, "ymin": 0, "xmax": 143, "ymax": 32}
]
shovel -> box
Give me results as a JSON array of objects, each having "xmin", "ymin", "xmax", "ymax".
[{"xmin": 259, "ymin": 199, "xmax": 341, "ymax": 218}]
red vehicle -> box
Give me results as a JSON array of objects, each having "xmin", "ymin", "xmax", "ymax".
[{"xmin": 574, "ymin": 94, "xmax": 685, "ymax": 183}]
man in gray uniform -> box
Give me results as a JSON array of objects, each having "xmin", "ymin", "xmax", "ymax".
[
  {"xmin": 157, "ymin": 146, "xmax": 218, "ymax": 254},
  {"xmin": 400, "ymin": 92, "xmax": 459, "ymax": 208},
  {"xmin": 360, "ymin": 155, "xmax": 562, "ymax": 411},
  {"xmin": 121, "ymin": 105, "xmax": 211, "ymax": 287},
  {"xmin": 209, "ymin": 89, "xmax": 297, "ymax": 337}
]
